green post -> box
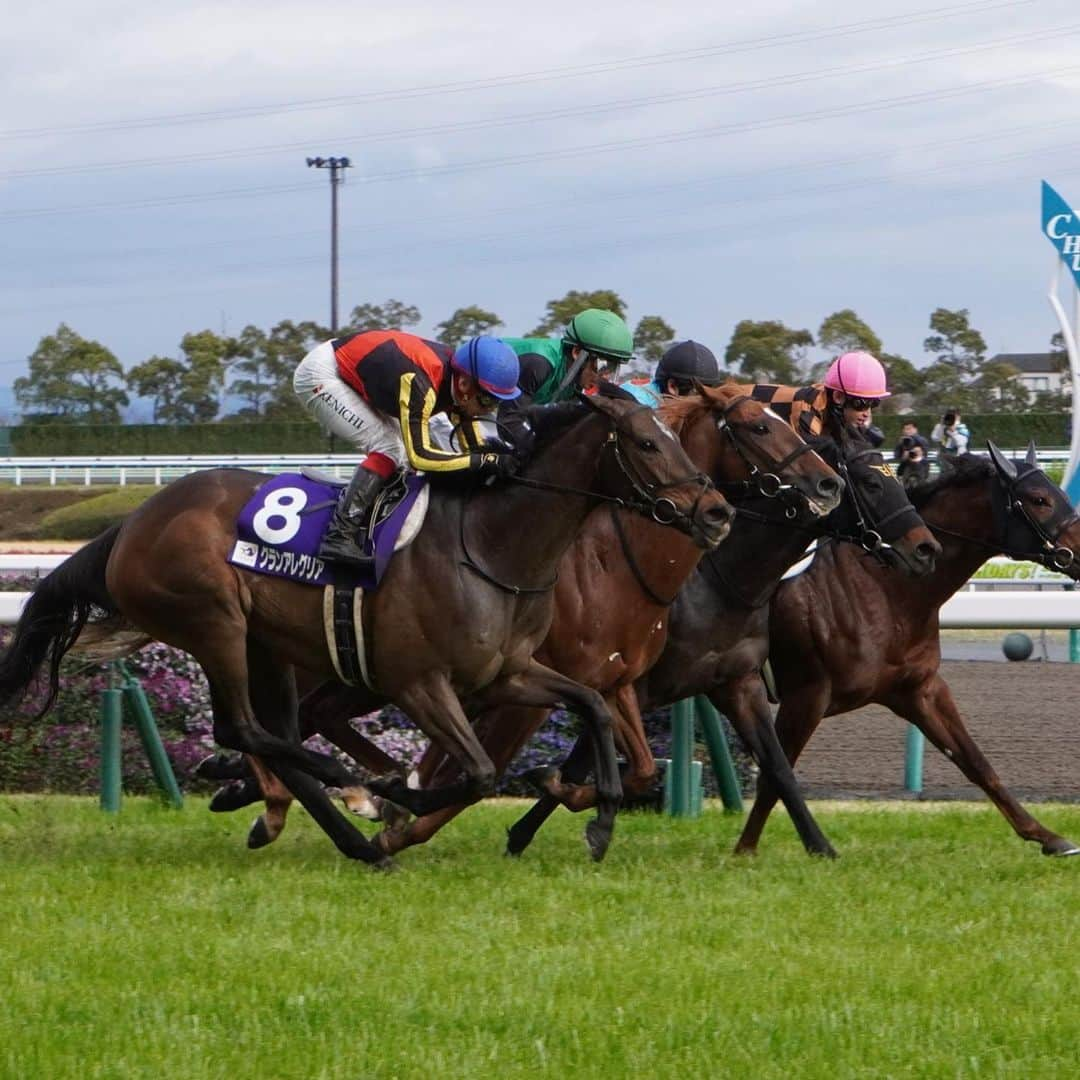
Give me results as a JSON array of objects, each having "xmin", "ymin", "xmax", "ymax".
[
  {"xmin": 694, "ymin": 695, "xmax": 744, "ymax": 813},
  {"xmin": 100, "ymin": 664, "xmax": 123, "ymax": 813},
  {"xmin": 119, "ymin": 662, "xmax": 183, "ymax": 808},
  {"xmin": 1067, "ymin": 584, "xmax": 1080, "ymax": 663},
  {"xmin": 668, "ymin": 699, "xmax": 695, "ymax": 817},
  {"xmin": 904, "ymin": 724, "xmax": 924, "ymax": 794}
]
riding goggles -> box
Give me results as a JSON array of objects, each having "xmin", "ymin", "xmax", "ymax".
[{"xmin": 844, "ymin": 396, "xmax": 881, "ymax": 411}]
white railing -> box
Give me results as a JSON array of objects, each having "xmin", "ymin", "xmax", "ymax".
[
  {"xmin": 0, "ymin": 447, "xmax": 1070, "ymax": 487},
  {"xmin": 0, "ymin": 454, "xmax": 355, "ymax": 487}
]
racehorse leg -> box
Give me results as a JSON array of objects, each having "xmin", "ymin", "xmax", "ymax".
[
  {"xmin": 717, "ymin": 676, "xmax": 836, "ymax": 858},
  {"xmin": 464, "ymin": 661, "xmax": 623, "ymax": 862},
  {"xmin": 891, "ymin": 675, "xmax": 1080, "ymax": 856},
  {"xmin": 734, "ymin": 683, "xmax": 830, "ymax": 856},
  {"xmin": 197, "ymin": 633, "xmax": 365, "ymax": 791},
  {"xmin": 241, "ymin": 647, "xmax": 392, "ymax": 867},
  {"xmin": 375, "ymin": 706, "xmax": 550, "ymax": 857},
  {"xmin": 505, "ymin": 735, "xmax": 592, "ymax": 856}
]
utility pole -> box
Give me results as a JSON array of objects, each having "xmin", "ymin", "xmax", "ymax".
[{"xmin": 306, "ymin": 156, "xmax": 351, "ymax": 332}]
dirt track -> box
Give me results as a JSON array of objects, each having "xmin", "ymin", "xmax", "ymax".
[{"xmin": 791, "ymin": 659, "xmax": 1080, "ymax": 801}]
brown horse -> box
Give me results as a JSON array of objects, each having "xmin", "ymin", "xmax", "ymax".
[
  {"xmin": 504, "ymin": 427, "xmax": 942, "ymax": 858},
  {"xmin": 203, "ymin": 384, "xmax": 845, "ymax": 851},
  {"xmin": 735, "ymin": 443, "xmax": 1080, "ymax": 857},
  {"xmin": 0, "ymin": 390, "xmax": 732, "ymax": 866}
]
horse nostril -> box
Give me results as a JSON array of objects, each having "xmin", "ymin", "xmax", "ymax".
[
  {"xmin": 916, "ymin": 541, "xmax": 937, "ymax": 562},
  {"xmin": 706, "ymin": 503, "xmax": 734, "ymax": 524},
  {"xmin": 818, "ymin": 477, "xmax": 841, "ymax": 497}
]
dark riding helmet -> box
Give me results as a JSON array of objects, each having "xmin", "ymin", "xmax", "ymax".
[{"xmin": 654, "ymin": 340, "xmax": 721, "ymax": 391}]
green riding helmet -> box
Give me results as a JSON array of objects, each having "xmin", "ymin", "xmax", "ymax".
[
  {"xmin": 559, "ymin": 308, "xmax": 635, "ymax": 394},
  {"xmin": 562, "ymin": 308, "xmax": 635, "ymax": 362}
]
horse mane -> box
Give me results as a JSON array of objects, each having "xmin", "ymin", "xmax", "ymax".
[
  {"xmin": 907, "ymin": 454, "xmax": 994, "ymax": 509},
  {"xmin": 660, "ymin": 380, "xmax": 746, "ymax": 435}
]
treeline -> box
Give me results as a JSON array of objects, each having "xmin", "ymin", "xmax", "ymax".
[{"xmin": 11, "ymin": 290, "xmax": 1069, "ymax": 426}]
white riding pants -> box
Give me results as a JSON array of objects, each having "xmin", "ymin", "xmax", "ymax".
[{"xmin": 293, "ymin": 341, "xmax": 406, "ymax": 466}]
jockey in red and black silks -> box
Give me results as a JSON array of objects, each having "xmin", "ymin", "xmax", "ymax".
[{"xmin": 294, "ymin": 329, "xmax": 522, "ymax": 568}]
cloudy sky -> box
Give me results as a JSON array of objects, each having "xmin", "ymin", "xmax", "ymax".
[{"xmin": 2, "ymin": 0, "xmax": 1079, "ymax": 418}]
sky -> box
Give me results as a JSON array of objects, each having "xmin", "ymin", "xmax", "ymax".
[{"xmin": 2, "ymin": 0, "xmax": 1079, "ymax": 420}]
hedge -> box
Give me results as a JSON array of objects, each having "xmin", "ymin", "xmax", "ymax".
[
  {"xmin": 8, "ymin": 421, "xmax": 336, "ymax": 457},
  {"xmin": 36, "ymin": 488, "xmax": 157, "ymax": 539},
  {"xmin": 3, "ymin": 412, "xmax": 1070, "ymax": 457}
]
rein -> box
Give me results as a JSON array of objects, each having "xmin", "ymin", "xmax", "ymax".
[{"xmin": 459, "ymin": 410, "xmax": 714, "ymax": 597}]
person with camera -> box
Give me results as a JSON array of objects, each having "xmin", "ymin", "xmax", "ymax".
[
  {"xmin": 895, "ymin": 422, "xmax": 931, "ymax": 488},
  {"xmin": 931, "ymin": 409, "xmax": 970, "ymax": 458}
]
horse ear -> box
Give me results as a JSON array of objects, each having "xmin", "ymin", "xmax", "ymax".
[
  {"xmin": 1026, "ymin": 439, "xmax": 1038, "ymax": 468},
  {"xmin": 986, "ymin": 440, "xmax": 1018, "ymax": 481},
  {"xmin": 578, "ymin": 388, "xmax": 626, "ymax": 418}
]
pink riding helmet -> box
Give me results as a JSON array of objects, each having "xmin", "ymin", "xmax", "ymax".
[{"xmin": 823, "ymin": 351, "xmax": 891, "ymax": 399}]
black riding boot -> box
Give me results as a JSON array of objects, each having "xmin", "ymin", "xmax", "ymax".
[{"xmin": 318, "ymin": 465, "xmax": 390, "ymax": 569}]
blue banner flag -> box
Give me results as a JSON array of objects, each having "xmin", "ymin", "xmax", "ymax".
[{"xmin": 1042, "ymin": 181, "xmax": 1080, "ymax": 290}]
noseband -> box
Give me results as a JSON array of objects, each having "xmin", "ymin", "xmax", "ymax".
[
  {"xmin": 992, "ymin": 469, "xmax": 1079, "ymax": 571},
  {"xmin": 713, "ymin": 395, "xmax": 829, "ymax": 517}
]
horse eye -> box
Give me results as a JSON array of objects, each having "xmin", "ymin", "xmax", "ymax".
[
  {"xmin": 639, "ymin": 439, "xmax": 658, "ymax": 452},
  {"xmin": 753, "ymin": 423, "xmax": 769, "ymax": 435},
  {"xmin": 1031, "ymin": 496, "xmax": 1050, "ymax": 507}
]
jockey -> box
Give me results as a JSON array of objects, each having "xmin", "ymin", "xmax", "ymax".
[
  {"xmin": 622, "ymin": 339, "xmax": 722, "ymax": 406},
  {"xmin": 751, "ymin": 351, "xmax": 888, "ymax": 450},
  {"xmin": 498, "ymin": 308, "xmax": 635, "ymax": 443},
  {"xmin": 293, "ymin": 329, "xmax": 521, "ymax": 568}
]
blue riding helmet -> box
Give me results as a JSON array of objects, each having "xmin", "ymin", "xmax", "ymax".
[{"xmin": 451, "ymin": 336, "xmax": 522, "ymax": 400}]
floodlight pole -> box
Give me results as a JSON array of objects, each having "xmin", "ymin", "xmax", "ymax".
[{"xmin": 306, "ymin": 156, "xmax": 352, "ymax": 332}]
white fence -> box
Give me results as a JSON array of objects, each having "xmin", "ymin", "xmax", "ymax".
[
  {"xmin": 0, "ymin": 448, "xmax": 1071, "ymax": 487},
  {"xmin": 0, "ymin": 454, "xmax": 355, "ymax": 487}
]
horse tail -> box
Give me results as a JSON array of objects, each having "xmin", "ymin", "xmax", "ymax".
[{"xmin": 0, "ymin": 524, "xmax": 121, "ymax": 715}]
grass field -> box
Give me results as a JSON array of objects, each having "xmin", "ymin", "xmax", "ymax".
[{"xmin": 2, "ymin": 797, "xmax": 1080, "ymax": 1079}]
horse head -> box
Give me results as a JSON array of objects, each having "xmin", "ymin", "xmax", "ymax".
[
  {"xmin": 662, "ymin": 382, "xmax": 843, "ymax": 519},
  {"xmin": 581, "ymin": 384, "xmax": 733, "ymax": 550},
  {"xmin": 985, "ymin": 440, "xmax": 1080, "ymax": 577},
  {"xmin": 830, "ymin": 430, "xmax": 940, "ymax": 576}
]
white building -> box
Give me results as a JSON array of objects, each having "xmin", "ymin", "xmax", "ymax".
[{"xmin": 987, "ymin": 353, "xmax": 1068, "ymax": 401}]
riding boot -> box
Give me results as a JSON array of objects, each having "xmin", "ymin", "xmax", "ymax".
[{"xmin": 318, "ymin": 465, "xmax": 390, "ymax": 569}]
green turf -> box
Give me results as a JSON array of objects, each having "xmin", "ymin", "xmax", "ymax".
[{"xmin": 2, "ymin": 797, "xmax": 1079, "ymax": 1079}]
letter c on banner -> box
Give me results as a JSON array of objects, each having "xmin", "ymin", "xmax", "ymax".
[{"xmin": 1047, "ymin": 213, "xmax": 1073, "ymax": 240}]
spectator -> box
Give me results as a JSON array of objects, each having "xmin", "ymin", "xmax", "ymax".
[
  {"xmin": 896, "ymin": 440, "xmax": 930, "ymax": 489},
  {"xmin": 931, "ymin": 409, "xmax": 970, "ymax": 458},
  {"xmin": 893, "ymin": 421, "xmax": 930, "ymax": 463}
]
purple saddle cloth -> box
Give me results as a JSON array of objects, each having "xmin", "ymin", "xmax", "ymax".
[{"xmin": 227, "ymin": 471, "xmax": 427, "ymax": 590}]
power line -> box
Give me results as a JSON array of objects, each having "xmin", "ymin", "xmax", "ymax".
[
  {"xmin": 1, "ymin": 20, "xmax": 1072, "ymax": 182},
  {"xmin": 0, "ymin": 0, "xmax": 1037, "ymax": 143},
  {"xmin": 1, "ymin": 61, "xmax": 1073, "ymax": 222}
]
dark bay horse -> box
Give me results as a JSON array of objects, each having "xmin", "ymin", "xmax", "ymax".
[
  {"xmin": 736, "ymin": 443, "xmax": 1080, "ymax": 857},
  {"xmin": 505, "ymin": 429, "xmax": 942, "ymax": 858},
  {"xmin": 204, "ymin": 384, "xmax": 844, "ymax": 851},
  {"xmin": 0, "ymin": 391, "xmax": 732, "ymax": 866}
]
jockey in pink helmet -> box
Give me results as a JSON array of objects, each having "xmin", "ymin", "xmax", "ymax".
[
  {"xmin": 822, "ymin": 351, "xmax": 889, "ymax": 445},
  {"xmin": 749, "ymin": 350, "xmax": 889, "ymax": 448}
]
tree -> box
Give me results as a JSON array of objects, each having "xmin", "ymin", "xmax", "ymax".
[
  {"xmin": 226, "ymin": 319, "xmax": 328, "ymax": 419},
  {"xmin": 434, "ymin": 306, "xmax": 502, "ymax": 348},
  {"xmin": 345, "ymin": 299, "xmax": 421, "ymax": 333},
  {"xmin": 915, "ymin": 360, "xmax": 975, "ymax": 415},
  {"xmin": 923, "ymin": 308, "xmax": 986, "ymax": 374},
  {"xmin": 127, "ymin": 329, "xmax": 233, "ymax": 423},
  {"xmin": 724, "ymin": 319, "xmax": 814, "ymax": 384},
  {"xmin": 14, "ymin": 324, "xmax": 129, "ymax": 424},
  {"xmin": 817, "ymin": 309, "xmax": 883, "ymax": 358},
  {"xmin": 632, "ymin": 316, "xmax": 676, "ymax": 371},
  {"xmin": 970, "ymin": 359, "xmax": 1030, "ymax": 413},
  {"xmin": 528, "ymin": 290, "xmax": 627, "ymax": 336},
  {"xmin": 125, "ymin": 356, "xmax": 188, "ymax": 423}
]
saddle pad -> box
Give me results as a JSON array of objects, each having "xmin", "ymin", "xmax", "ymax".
[{"xmin": 228, "ymin": 472, "xmax": 429, "ymax": 589}]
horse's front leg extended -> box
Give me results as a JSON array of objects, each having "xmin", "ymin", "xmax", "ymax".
[
  {"xmin": 892, "ymin": 676, "xmax": 1080, "ymax": 856},
  {"xmin": 465, "ymin": 660, "xmax": 622, "ymax": 862},
  {"xmin": 724, "ymin": 676, "xmax": 836, "ymax": 858}
]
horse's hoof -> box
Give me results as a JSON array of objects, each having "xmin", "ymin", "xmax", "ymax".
[
  {"xmin": 208, "ymin": 780, "xmax": 259, "ymax": 814},
  {"xmin": 1042, "ymin": 837, "xmax": 1080, "ymax": 857},
  {"xmin": 376, "ymin": 797, "xmax": 412, "ymax": 831},
  {"xmin": 523, "ymin": 765, "xmax": 560, "ymax": 795},
  {"xmin": 370, "ymin": 854, "xmax": 400, "ymax": 873},
  {"xmin": 195, "ymin": 752, "xmax": 246, "ymax": 780},
  {"xmin": 338, "ymin": 785, "xmax": 382, "ymax": 822},
  {"xmin": 504, "ymin": 825, "xmax": 530, "ymax": 857},
  {"xmin": 584, "ymin": 819, "xmax": 611, "ymax": 862},
  {"xmin": 247, "ymin": 816, "xmax": 273, "ymax": 849}
]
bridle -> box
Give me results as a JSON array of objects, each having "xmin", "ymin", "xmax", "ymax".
[
  {"xmin": 830, "ymin": 446, "xmax": 924, "ymax": 560},
  {"xmin": 712, "ymin": 395, "xmax": 830, "ymax": 518},
  {"xmin": 931, "ymin": 464, "xmax": 1080, "ymax": 572},
  {"xmin": 460, "ymin": 404, "xmax": 715, "ymax": 595}
]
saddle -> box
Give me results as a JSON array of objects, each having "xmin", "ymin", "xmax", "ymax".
[{"xmin": 228, "ymin": 470, "xmax": 429, "ymax": 590}]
